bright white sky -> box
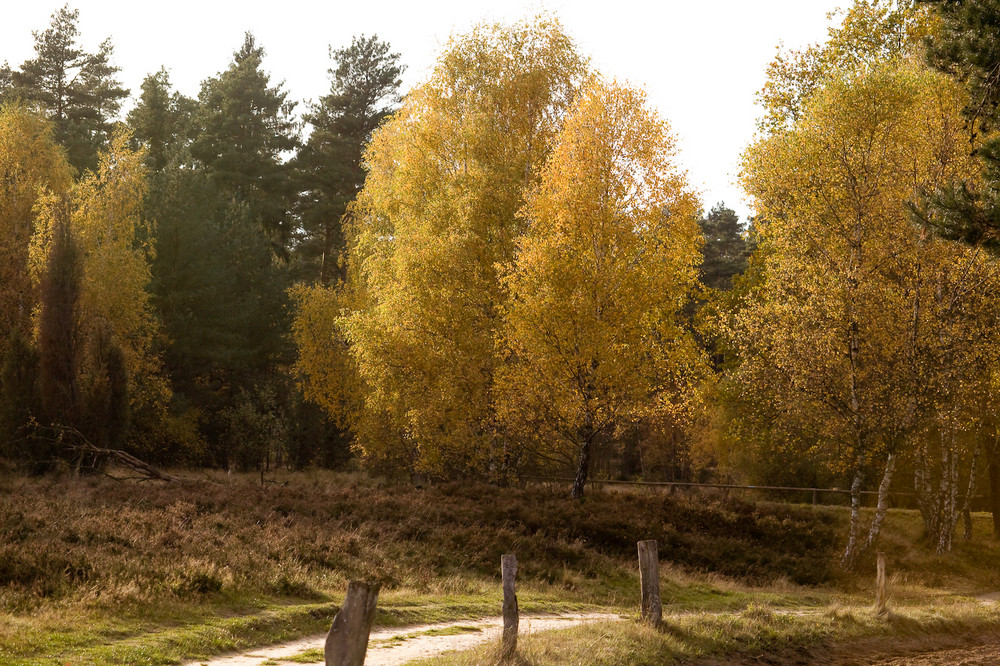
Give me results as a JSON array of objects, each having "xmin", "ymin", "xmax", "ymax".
[{"xmin": 1, "ymin": 0, "xmax": 850, "ymax": 221}]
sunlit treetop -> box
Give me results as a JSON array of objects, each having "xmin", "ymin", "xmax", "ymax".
[{"xmin": 757, "ymin": 0, "xmax": 935, "ymax": 134}]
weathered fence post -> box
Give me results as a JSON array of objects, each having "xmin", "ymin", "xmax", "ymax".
[
  {"xmin": 501, "ymin": 553, "xmax": 518, "ymax": 660},
  {"xmin": 325, "ymin": 580, "xmax": 380, "ymax": 666},
  {"xmin": 637, "ymin": 540, "xmax": 662, "ymax": 625},
  {"xmin": 875, "ymin": 551, "xmax": 887, "ymax": 616}
]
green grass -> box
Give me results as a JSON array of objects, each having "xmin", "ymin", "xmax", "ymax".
[
  {"xmin": 1, "ymin": 471, "xmax": 999, "ymax": 664},
  {"xmin": 412, "ymin": 603, "xmax": 1000, "ymax": 665}
]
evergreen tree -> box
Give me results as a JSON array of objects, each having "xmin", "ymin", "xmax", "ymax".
[
  {"xmin": 161, "ymin": 33, "xmax": 300, "ymax": 464},
  {"xmin": 37, "ymin": 203, "xmax": 80, "ymax": 434},
  {"xmin": 295, "ymin": 35, "xmax": 403, "ymax": 283},
  {"xmin": 148, "ymin": 161, "xmax": 242, "ymax": 386},
  {"xmin": 914, "ymin": 0, "xmax": 1000, "ymax": 249},
  {"xmin": 192, "ymin": 33, "xmax": 299, "ymax": 253},
  {"xmin": 0, "ymin": 330, "xmax": 41, "ymax": 464},
  {"xmin": 127, "ymin": 68, "xmax": 196, "ymax": 172},
  {"xmin": 78, "ymin": 320, "xmax": 129, "ymax": 451},
  {"xmin": 148, "ymin": 149, "xmax": 291, "ymax": 465},
  {"xmin": 1, "ymin": 6, "xmax": 129, "ymax": 173},
  {"xmin": 698, "ymin": 203, "xmax": 752, "ymax": 291}
]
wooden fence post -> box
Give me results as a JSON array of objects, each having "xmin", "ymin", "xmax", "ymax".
[
  {"xmin": 501, "ymin": 553, "xmax": 518, "ymax": 660},
  {"xmin": 875, "ymin": 552, "xmax": 887, "ymax": 616},
  {"xmin": 325, "ymin": 580, "xmax": 380, "ymax": 666},
  {"xmin": 637, "ymin": 540, "xmax": 662, "ymax": 625}
]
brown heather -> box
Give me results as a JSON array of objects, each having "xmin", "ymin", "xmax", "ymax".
[
  {"xmin": 0, "ymin": 472, "xmax": 838, "ymax": 614},
  {"xmin": 5, "ymin": 472, "xmax": 1000, "ymax": 664}
]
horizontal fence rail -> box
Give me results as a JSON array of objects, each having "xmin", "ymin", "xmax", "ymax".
[{"xmin": 522, "ymin": 476, "xmax": 986, "ymax": 509}]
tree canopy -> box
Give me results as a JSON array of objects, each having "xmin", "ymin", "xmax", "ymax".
[
  {"xmin": 0, "ymin": 5, "xmax": 129, "ymax": 173},
  {"xmin": 498, "ymin": 77, "xmax": 705, "ymax": 497},
  {"xmin": 295, "ymin": 35, "xmax": 404, "ymax": 284}
]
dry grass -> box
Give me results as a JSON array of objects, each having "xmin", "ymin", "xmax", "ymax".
[
  {"xmin": 1, "ymin": 470, "xmax": 998, "ymax": 664},
  {"xmin": 0, "ymin": 470, "xmax": 840, "ymax": 612},
  {"xmin": 414, "ymin": 603, "xmax": 1000, "ymax": 665}
]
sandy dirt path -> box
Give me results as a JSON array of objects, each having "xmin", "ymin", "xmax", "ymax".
[
  {"xmin": 186, "ymin": 612, "xmax": 621, "ymax": 666},
  {"xmin": 865, "ymin": 643, "xmax": 1000, "ymax": 665}
]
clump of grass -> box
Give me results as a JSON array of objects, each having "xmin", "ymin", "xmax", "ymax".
[{"xmin": 284, "ymin": 647, "xmax": 325, "ymax": 662}]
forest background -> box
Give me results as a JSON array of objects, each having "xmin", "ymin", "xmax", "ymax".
[{"xmin": 2, "ymin": 0, "xmax": 1000, "ymax": 570}]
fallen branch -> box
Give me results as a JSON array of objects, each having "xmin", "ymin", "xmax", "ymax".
[
  {"xmin": 94, "ymin": 445, "xmax": 195, "ymax": 483},
  {"xmin": 57, "ymin": 430, "xmax": 205, "ymax": 484}
]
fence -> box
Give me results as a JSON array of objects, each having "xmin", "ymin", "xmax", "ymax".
[
  {"xmin": 523, "ymin": 476, "xmax": 988, "ymax": 511},
  {"xmin": 322, "ymin": 541, "xmax": 893, "ymax": 663}
]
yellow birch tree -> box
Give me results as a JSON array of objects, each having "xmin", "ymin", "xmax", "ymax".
[
  {"xmin": 0, "ymin": 103, "xmax": 72, "ymax": 354},
  {"xmin": 737, "ymin": 65, "xmax": 984, "ymax": 567},
  {"xmin": 497, "ymin": 78, "xmax": 705, "ymax": 498},
  {"xmin": 32, "ymin": 130, "xmax": 170, "ymax": 452},
  {"xmin": 320, "ymin": 17, "xmax": 586, "ymax": 476}
]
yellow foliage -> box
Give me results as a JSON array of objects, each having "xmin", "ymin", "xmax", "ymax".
[
  {"xmin": 757, "ymin": 0, "xmax": 933, "ymax": 134},
  {"xmin": 336, "ymin": 17, "xmax": 587, "ymax": 475},
  {"xmin": 32, "ymin": 130, "xmax": 170, "ymax": 430},
  {"xmin": 737, "ymin": 63, "xmax": 990, "ymax": 475},
  {"xmin": 290, "ymin": 282, "xmax": 359, "ymax": 430},
  {"xmin": 497, "ymin": 77, "xmax": 705, "ymax": 469},
  {"xmin": 0, "ymin": 103, "xmax": 72, "ymax": 351}
]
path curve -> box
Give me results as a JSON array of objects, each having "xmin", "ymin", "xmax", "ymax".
[{"xmin": 185, "ymin": 612, "xmax": 621, "ymax": 666}]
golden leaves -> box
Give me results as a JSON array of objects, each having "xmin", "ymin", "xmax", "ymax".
[
  {"xmin": 498, "ymin": 77, "xmax": 705, "ymax": 461},
  {"xmin": 0, "ymin": 102, "xmax": 72, "ymax": 348},
  {"xmin": 736, "ymin": 58, "xmax": 993, "ymax": 472},
  {"xmin": 299, "ymin": 18, "xmax": 588, "ymax": 474},
  {"xmin": 31, "ymin": 129, "xmax": 169, "ymax": 417}
]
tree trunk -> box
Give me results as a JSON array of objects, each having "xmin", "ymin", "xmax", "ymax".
[
  {"xmin": 861, "ymin": 452, "xmax": 897, "ymax": 555},
  {"xmin": 842, "ymin": 463, "xmax": 866, "ymax": 569},
  {"xmin": 989, "ymin": 446, "xmax": 1000, "ymax": 539},
  {"xmin": 961, "ymin": 441, "xmax": 980, "ymax": 542},
  {"xmin": 571, "ymin": 437, "xmax": 591, "ymax": 499}
]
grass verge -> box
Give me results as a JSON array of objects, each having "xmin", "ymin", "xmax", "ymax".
[{"xmin": 412, "ymin": 601, "xmax": 1000, "ymax": 665}]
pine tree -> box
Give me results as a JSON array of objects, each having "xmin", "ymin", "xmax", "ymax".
[
  {"xmin": 127, "ymin": 68, "xmax": 195, "ymax": 172},
  {"xmin": 295, "ymin": 35, "xmax": 403, "ymax": 284},
  {"xmin": 37, "ymin": 202, "xmax": 80, "ymax": 433},
  {"xmin": 914, "ymin": 0, "xmax": 1000, "ymax": 249},
  {"xmin": 1, "ymin": 6, "xmax": 129, "ymax": 173},
  {"xmin": 698, "ymin": 204, "xmax": 752, "ymax": 291},
  {"xmin": 192, "ymin": 33, "xmax": 298, "ymax": 254},
  {"xmin": 78, "ymin": 320, "xmax": 129, "ymax": 451}
]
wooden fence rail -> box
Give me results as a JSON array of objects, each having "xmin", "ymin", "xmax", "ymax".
[{"xmin": 523, "ymin": 476, "xmax": 986, "ymax": 508}]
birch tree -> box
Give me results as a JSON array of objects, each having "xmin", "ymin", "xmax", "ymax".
[
  {"xmin": 737, "ymin": 65, "xmax": 982, "ymax": 567},
  {"xmin": 32, "ymin": 131, "xmax": 171, "ymax": 454},
  {"xmin": 497, "ymin": 78, "xmax": 704, "ymax": 498},
  {"xmin": 0, "ymin": 103, "xmax": 72, "ymax": 357},
  {"xmin": 332, "ymin": 18, "xmax": 586, "ymax": 476}
]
